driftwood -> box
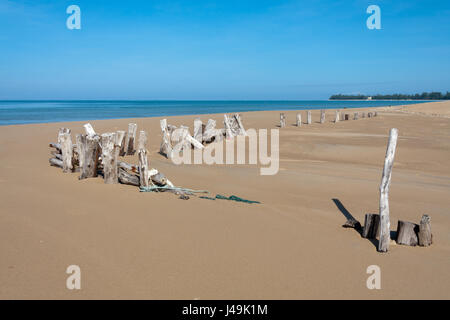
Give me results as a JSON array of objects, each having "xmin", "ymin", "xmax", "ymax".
[
  {"xmin": 354, "ymin": 112, "xmax": 359, "ymax": 120},
  {"xmin": 280, "ymin": 113, "xmax": 286, "ymax": 128},
  {"xmin": 296, "ymin": 113, "xmax": 302, "ymax": 127},
  {"xmin": 396, "ymin": 220, "xmax": 419, "ymax": 246},
  {"xmin": 79, "ymin": 134, "xmax": 100, "ymax": 180},
  {"xmin": 362, "ymin": 214, "xmax": 380, "ymax": 239},
  {"xmin": 119, "ymin": 161, "xmax": 139, "ymax": 173},
  {"xmin": 378, "ymin": 128, "xmax": 399, "ymax": 252},
  {"xmin": 224, "ymin": 114, "xmax": 235, "ymax": 138},
  {"xmin": 320, "ymin": 110, "xmax": 325, "ymax": 124},
  {"xmin": 101, "ymin": 133, "xmax": 118, "ymax": 184},
  {"xmin": 418, "ymin": 214, "xmax": 432, "ymax": 246},
  {"xmin": 334, "ymin": 110, "xmax": 340, "ymax": 123},
  {"xmin": 233, "ymin": 114, "xmax": 246, "ymax": 136},
  {"xmin": 307, "ymin": 111, "xmax": 312, "ymax": 125},
  {"xmin": 138, "ymin": 149, "xmax": 150, "ymax": 187},
  {"xmin": 49, "ymin": 143, "xmax": 61, "ymax": 150},
  {"xmin": 151, "ymin": 172, "xmax": 167, "ymax": 186},
  {"xmin": 125, "ymin": 123, "xmax": 137, "ymax": 155},
  {"xmin": 49, "ymin": 158, "xmax": 63, "ymax": 168},
  {"xmin": 118, "ymin": 167, "xmax": 139, "ymax": 186},
  {"xmin": 159, "ymin": 119, "xmax": 173, "ymax": 158},
  {"xmin": 83, "ymin": 123, "xmax": 96, "ymax": 138}
]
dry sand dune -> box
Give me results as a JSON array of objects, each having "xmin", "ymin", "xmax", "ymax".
[{"xmin": 0, "ymin": 101, "xmax": 449, "ymax": 299}]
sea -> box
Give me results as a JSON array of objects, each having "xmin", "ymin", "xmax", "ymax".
[{"xmin": 0, "ymin": 100, "xmax": 429, "ymax": 126}]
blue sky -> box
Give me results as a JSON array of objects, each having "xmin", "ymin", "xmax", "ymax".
[{"xmin": 0, "ymin": 0, "xmax": 449, "ymax": 99}]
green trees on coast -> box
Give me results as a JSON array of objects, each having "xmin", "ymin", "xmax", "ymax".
[{"xmin": 330, "ymin": 92, "xmax": 450, "ymax": 100}]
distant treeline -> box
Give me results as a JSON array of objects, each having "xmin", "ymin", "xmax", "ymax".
[{"xmin": 330, "ymin": 92, "xmax": 450, "ymax": 100}]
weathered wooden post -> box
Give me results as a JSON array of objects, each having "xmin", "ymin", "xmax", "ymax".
[
  {"xmin": 224, "ymin": 114, "xmax": 234, "ymax": 138},
  {"xmin": 296, "ymin": 113, "xmax": 302, "ymax": 127},
  {"xmin": 418, "ymin": 214, "xmax": 432, "ymax": 246},
  {"xmin": 396, "ymin": 221, "xmax": 419, "ymax": 246},
  {"xmin": 79, "ymin": 134, "xmax": 101, "ymax": 180},
  {"xmin": 116, "ymin": 130, "xmax": 126, "ymax": 156},
  {"xmin": 84, "ymin": 123, "xmax": 96, "ymax": 137},
  {"xmin": 101, "ymin": 133, "xmax": 118, "ymax": 184},
  {"xmin": 378, "ymin": 128, "xmax": 399, "ymax": 253},
  {"xmin": 194, "ymin": 118, "xmax": 203, "ymax": 143},
  {"xmin": 138, "ymin": 149, "xmax": 150, "ymax": 187},
  {"xmin": 374, "ymin": 111, "xmax": 378, "ymax": 117},
  {"xmin": 320, "ymin": 110, "xmax": 325, "ymax": 124},
  {"xmin": 362, "ymin": 213, "xmax": 380, "ymax": 239},
  {"xmin": 138, "ymin": 130, "xmax": 148, "ymax": 150},
  {"xmin": 368, "ymin": 112, "xmax": 373, "ymax": 118},
  {"xmin": 361, "ymin": 112, "xmax": 366, "ymax": 119},
  {"xmin": 307, "ymin": 111, "xmax": 312, "ymax": 124},
  {"xmin": 233, "ymin": 113, "xmax": 246, "ymax": 136},
  {"xmin": 280, "ymin": 113, "xmax": 286, "ymax": 128},
  {"xmin": 58, "ymin": 128, "xmax": 73, "ymax": 173},
  {"xmin": 344, "ymin": 114, "xmax": 349, "ymax": 121},
  {"xmin": 334, "ymin": 110, "xmax": 340, "ymax": 123},
  {"xmin": 124, "ymin": 123, "xmax": 137, "ymax": 155},
  {"xmin": 354, "ymin": 112, "xmax": 359, "ymax": 120},
  {"xmin": 160, "ymin": 119, "xmax": 173, "ymax": 159}
]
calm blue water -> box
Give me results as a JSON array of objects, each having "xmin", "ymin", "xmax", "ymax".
[{"xmin": 0, "ymin": 100, "xmax": 429, "ymax": 126}]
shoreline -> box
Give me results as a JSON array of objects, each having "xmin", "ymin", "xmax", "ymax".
[{"xmin": 0, "ymin": 100, "xmax": 437, "ymax": 128}]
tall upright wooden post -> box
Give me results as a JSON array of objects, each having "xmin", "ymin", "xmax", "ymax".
[
  {"xmin": 58, "ymin": 128, "xmax": 73, "ymax": 173},
  {"xmin": 378, "ymin": 128, "xmax": 399, "ymax": 253},
  {"xmin": 307, "ymin": 111, "xmax": 312, "ymax": 124},
  {"xmin": 194, "ymin": 118, "xmax": 203, "ymax": 143},
  {"xmin": 296, "ymin": 113, "xmax": 302, "ymax": 127},
  {"xmin": 79, "ymin": 135, "xmax": 101, "ymax": 180},
  {"xmin": 138, "ymin": 130, "xmax": 148, "ymax": 150},
  {"xmin": 138, "ymin": 149, "xmax": 150, "ymax": 187},
  {"xmin": 320, "ymin": 110, "xmax": 325, "ymax": 124}
]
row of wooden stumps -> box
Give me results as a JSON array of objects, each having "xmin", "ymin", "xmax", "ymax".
[
  {"xmin": 279, "ymin": 110, "xmax": 378, "ymax": 127},
  {"xmin": 343, "ymin": 128, "xmax": 433, "ymax": 252},
  {"xmin": 49, "ymin": 123, "xmax": 172, "ymax": 189},
  {"xmin": 160, "ymin": 113, "xmax": 247, "ymax": 159}
]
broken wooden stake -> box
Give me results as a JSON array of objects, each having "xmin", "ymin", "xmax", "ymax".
[
  {"xmin": 396, "ymin": 220, "xmax": 419, "ymax": 246},
  {"xmin": 138, "ymin": 130, "xmax": 148, "ymax": 150},
  {"xmin": 79, "ymin": 134, "xmax": 101, "ymax": 180},
  {"xmin": 138, "ymin": 149, "xmax": 150, "ymax": 187},
  {"xmin": 296, "ymin": 113, "xmax": 302, "ymax": 127},
  {"xmin": 378, "ymin": 128, "xmax": 399, "ymax": 253},
  {"xmin": 83, "ymin": 123, "xmax": 96, "ymax": 138},
  {"xmin": 101, "ymin": 133, "xmax": 119, "ymax": 184},
  {"xmin": 124, "ymin": 123, "xmax": 137, "ymax": 155},
  {"xmin": 334, "ymin": 110, "xmax": 340, "ymax": 123},
  {"xmin": 418, "ymin": 214, "xmax": 432, "ymax": 247},
  {"xmin": 320, "ymin": 110, "xmax": 325, "ymax": 124},
  {"xmin": 58, "ymin": 128, "xmax": 73, "ymax": 173},
  {"xmin": 279, "ymin": 113, "xmax": 286, "ymax": 128},
  {"xmin": 362, "ymin": 213, "xmax": 380, "ymax": 239}
]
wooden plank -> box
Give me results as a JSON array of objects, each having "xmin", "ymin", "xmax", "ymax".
[
  {"xmin": 418, "ymin": 214, "xmax": 432, "ymax": 247},
  {"xmin": 378, "ymin": 128, "xmax": 399, "ymax": 252},
  {"xmin": 396, "ymin": 220, "xmax": 419, "ymax": 246}
]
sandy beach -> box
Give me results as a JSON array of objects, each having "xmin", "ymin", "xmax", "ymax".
[{"xmin": 0, "ymin": 101, "xmax": 449, "ymax": 299}]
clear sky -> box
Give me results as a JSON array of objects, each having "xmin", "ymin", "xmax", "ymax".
[{"xmin": 0, "ymin": 0, "xmax": 449, "ymax": 100}]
